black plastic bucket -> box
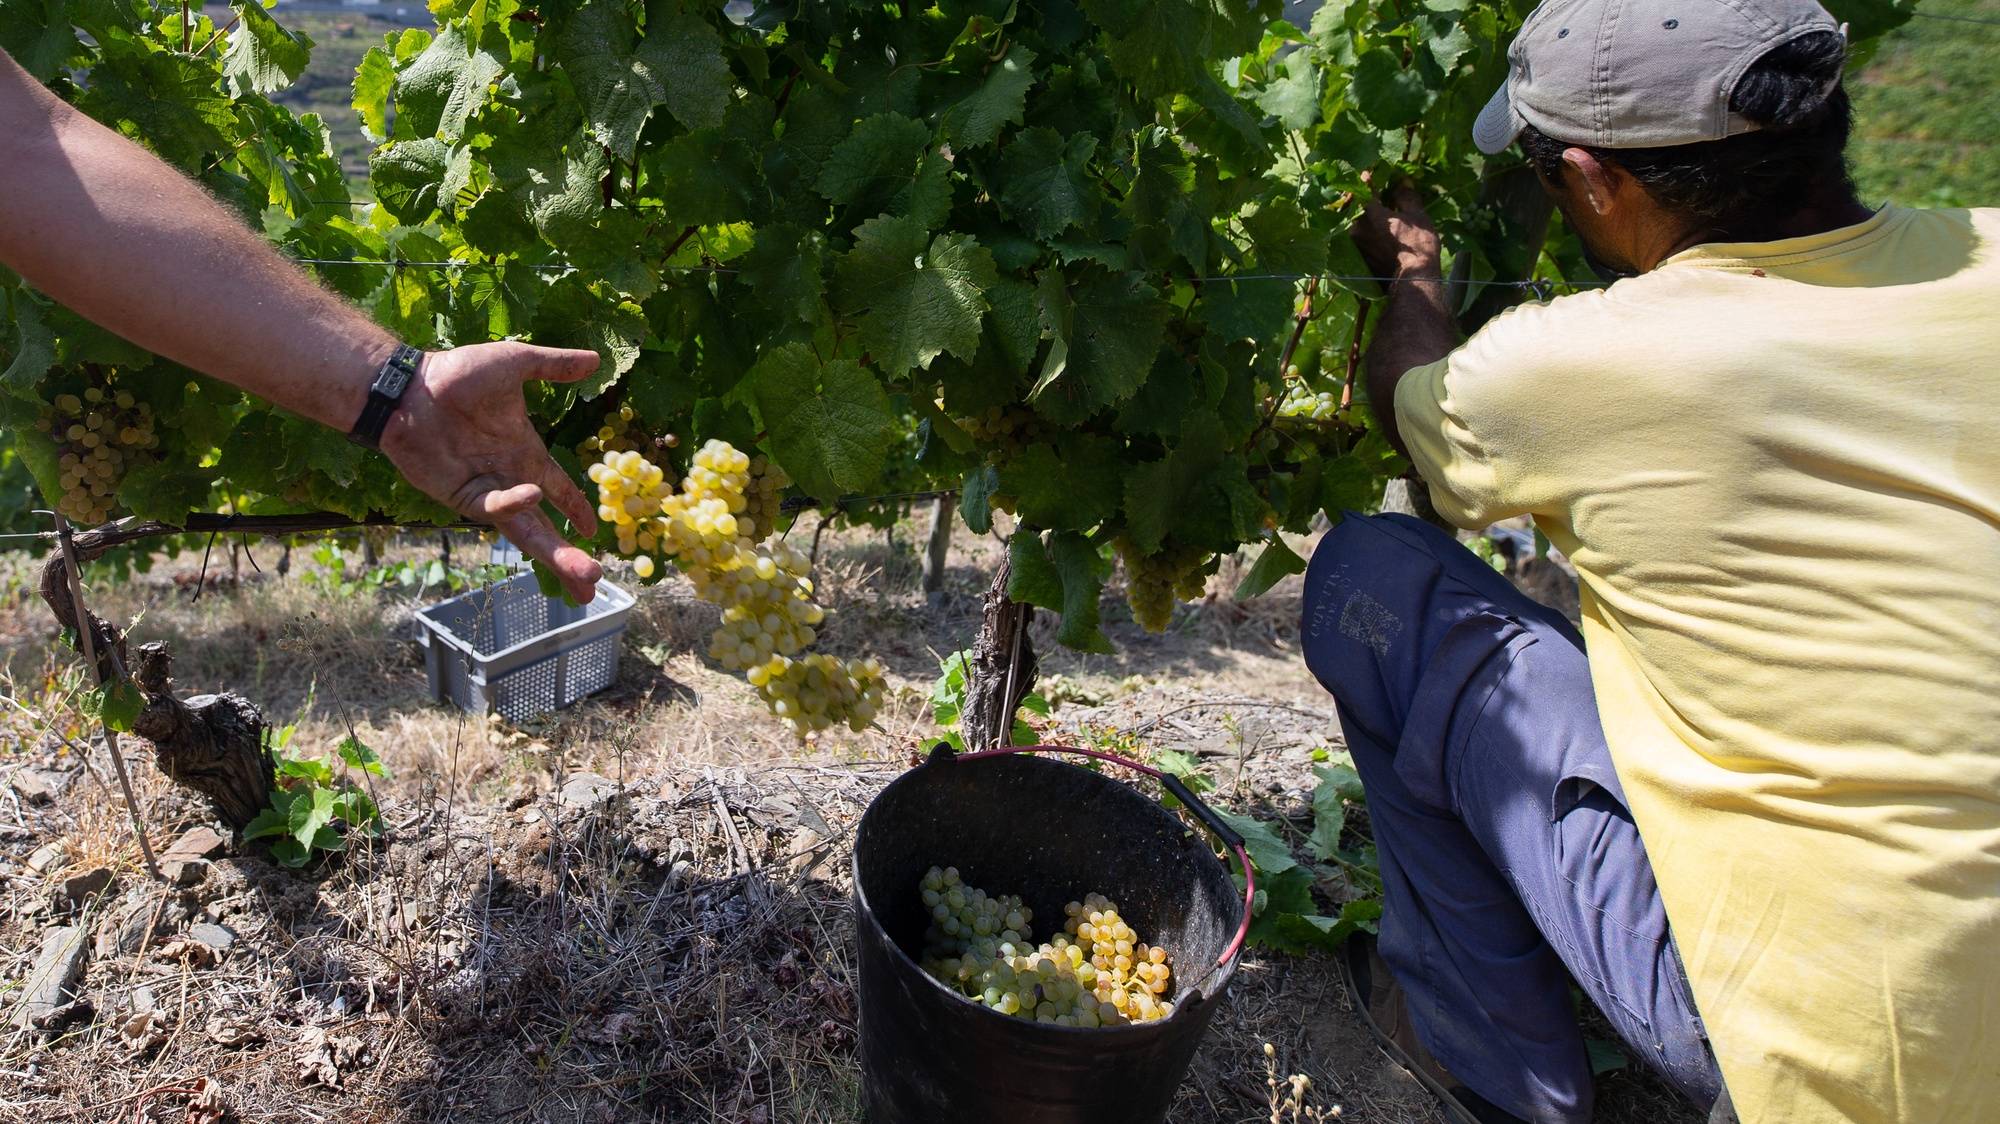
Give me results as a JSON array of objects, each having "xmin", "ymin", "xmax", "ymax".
[{"xmin": 853, "ymin": 745, "xmax": 1249, "ymax": 1123}]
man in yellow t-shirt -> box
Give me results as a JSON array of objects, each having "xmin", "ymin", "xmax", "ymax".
[{"xmin": 1305, "ymin": 0, "xmax": 2000, "ymax": 1121}]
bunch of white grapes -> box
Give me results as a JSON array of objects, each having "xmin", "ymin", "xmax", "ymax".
[
  {"xmin": 1278, "ymin": 382, "xmax": 1341, "ymax": 421},
  {"xmin": 35, "ymin": 382, "xmax": 159, "ymax": 525},
  {"xmin": 952, "ymin": 403, "xmax": 1042, "ymax": 455},
  {"xmin": 579, "ymin": 403, "xmax": 643, "ymax": 455},
  {"xmin": 587, "ymin": 439, "xmax": 885, "ymax": 735},
  {"xmin": 579, "ymin": 402, "xmax": 693, "ymax": 459},
  {"xmin": 918, "ymin": 866, "xmax": 1175, "ymax": 1027},
  {"xmin": 1114, "ymin": 537, "xmax": 1210, "ymax": 634}
]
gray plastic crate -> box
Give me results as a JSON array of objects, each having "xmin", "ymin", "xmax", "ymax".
[{"xmin": 416, "ymin": 572, "xmax": 634, "ymax": 721}]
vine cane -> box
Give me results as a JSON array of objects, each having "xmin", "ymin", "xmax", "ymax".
[{"xmin": 51, "ymin": 511, "xmax": 164, "ymax": 882}]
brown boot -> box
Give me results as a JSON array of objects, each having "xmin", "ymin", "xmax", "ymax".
[{"xmin": 1339, "ymin": 934, "xmax": 1529, "ymax": 1124}]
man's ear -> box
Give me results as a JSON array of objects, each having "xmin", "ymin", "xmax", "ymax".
[{"xmin": 1559, "ymin": 147, "xmax": 1622, "ymax": 216}]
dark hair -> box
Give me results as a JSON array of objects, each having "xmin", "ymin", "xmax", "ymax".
[{"xmin": 1518, "ymin": 30, "xmax": 1857, "ymax": 240}]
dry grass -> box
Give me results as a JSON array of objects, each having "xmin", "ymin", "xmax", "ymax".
[{"xmin": 0, "ymin": 520, "xmax": 1693, "ymax": 1124}]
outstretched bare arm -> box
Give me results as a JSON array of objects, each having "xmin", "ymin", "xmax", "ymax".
[{"xmin": 0, "ymin": 48, "xmax": 603, "ymax": 601}]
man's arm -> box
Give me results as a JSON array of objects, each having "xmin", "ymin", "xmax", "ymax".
[
  {"xmin": 0, "ymin": 49, "xmax": 603, "ymax": 601},
  {"xmin": 1350, "ymin": 186, "xmax": 1457, "ymax": 460}
]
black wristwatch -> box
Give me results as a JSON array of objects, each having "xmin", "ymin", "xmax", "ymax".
[{"xmin": 346, "ymin": 344, "xmax": 424, "ymax": 448}]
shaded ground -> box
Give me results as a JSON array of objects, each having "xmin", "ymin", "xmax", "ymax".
[{"xmin": 0, "ymin": 520, "xmax": 1694, "ymax": 1123}]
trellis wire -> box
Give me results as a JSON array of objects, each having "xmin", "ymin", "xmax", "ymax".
[
  {"xmin": 1908, "ymin": 10, "xmax": 2000, "ymax": 26},
  {"xmin": 282, "ymin": 254, "xmax": 1588, "ymax": 294},
  {"xmin": 23, "ymin": 246, "xmax": 1581, "ymax": 548},
  {"xmin": 0, "ymin": 496, "xmax": 952, "ymax": 555}
]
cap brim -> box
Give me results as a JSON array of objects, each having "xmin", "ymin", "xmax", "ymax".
[{"xmin": 1472, "ymin": 81, "xmax": 1525, "ymax": 155}]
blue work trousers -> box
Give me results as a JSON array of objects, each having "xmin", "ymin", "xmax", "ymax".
[{"xmin": 1300, "ymin": 514, "xmax": 1724, "ymax": 1123}]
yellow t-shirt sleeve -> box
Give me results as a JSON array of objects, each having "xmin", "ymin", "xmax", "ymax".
[{"xmin": 1391, "ymin": 301, "xmax": 1569, "ymax": 529}]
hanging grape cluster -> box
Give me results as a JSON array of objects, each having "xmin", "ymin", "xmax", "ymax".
[
  {"xmin": 953, "ymin": 404, "xmax": 1043, "ymax": 456},
  {"xmin": 578, "ymin": 403, "xmax": 681, "ymax": 459},
  {"xmin": 34, "ymin": 379, "xmax": 159, "ymax": 525},
  {"xmin": 1114, "ymin": 537, "xmax": 1212, "ymax": 633},
  {"xmin": 949, "ymin": 403, "xmax": 1048, "ymax": 516},
  {"xmin": 587, "ymin": 439, "xmax": 886, "ymax": 736},
  {"xmin": 1277, "ymin": 378, "xmax": 1342, "ymax": 423},
  {"xmin": 918, "ymin": 866, "xmax": 1175, "ymax": 1026}
]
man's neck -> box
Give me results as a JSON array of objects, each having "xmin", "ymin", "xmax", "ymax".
[
  {"xmin": 1762, "ymin": 191, "xmax": 1877, "ymax": 242},
  {"xmin": 1651, "ymin": 188, "xmax": 1875, "ymax": 268}
]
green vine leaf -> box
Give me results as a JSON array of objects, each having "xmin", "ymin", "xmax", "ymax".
[
  {"xmin": 988, "ymin": 530, "xmax": 1108, "ymax": 653},
  {"xmin": 1083, "ymin": 0, "xmax": 1268, "ymax": 98},
  {"xmin": 222, "ymin": 2, "xmax": 314, "ymax": 97},
  {"xmin": 370, "ymin": 138, "xmax": 451, "ymax": 222},
  {"xmin": 998, "ymin": 126, "xmax": 1098, "ymax": 240},
  {"xmin": 352, "ymin": 46, "xmax": 395, "ymax": 144},
  {"xmin": 287, "ymin": 785, "xmax": 339, "ymax": 850},
  {"xmin": 1, "ymin": 286, "xmax": 55, "ymax": 390},
  {"xmin": 748, "ymin": 344, "xmax": 898, "ymax": 501},
  {"xmin": 1234, "ymin": 536, "xmax": 1307, "ymax": 600},
  {"xmin": 337, "ymin": 735, "xmax": 389, "ymax": 778},
  {"xmin": 1006, "ymin": 530, "xmax": 1064, "ymax": 610},
  {"xmin": 835, "ymin": 216, "xmax": 997, "ymax": 378},
  {"xmin": 816, "ymin": 113, "xmax": 932, "ymax": 215},
  {"xmin": 393, "ymin": 24, "xmax": 503, "ymax": 143},
  {"xmin": 0, "ymin": 1, "xmax": 87, "ymax": 81},
  {"xmin": 1048, "ymin": 532, "xmax": 1114, "ymax": 654},
  {"xmin": 996, "ymin": 439, "xmax": 1123, "ymax": 532},
  {"xmin": 1029, "ymin": 267, "xmax": 1170, "ymax": 425},
  {"xmin": 556, "ymin": 0, "xmax": 731, "ymax": 160},
  {"xmin": 960, "ymin": 463, "xmax": 1000, "ymax": 535},
  {"xmin": 1218, "ymin": 810, "xmax": 1299, "ymax": 876},
  {"xmin": 1350, "ymin": 47, "xmax": 1433, "ymax": 129},
  {"xmin": 941, "ymin": 45, "xmax": 1038, "ymax": 147},
  {"xmin": 84, "ymin": 677, "xmax": 147, "ymax": 733},
  {"xmin": 1256, "ymin": 50, "xmax": 1322, "ymax": 130}
]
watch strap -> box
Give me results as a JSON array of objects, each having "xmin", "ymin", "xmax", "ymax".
[{"xmin": 347, "ymin": 344, "xmax": 423, "ymax": 449}]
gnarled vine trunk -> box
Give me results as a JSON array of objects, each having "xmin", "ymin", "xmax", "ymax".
[
  {"xmin": 37, "ymin": 517, "xmax": 304, "ymax": 833},
  {"xmin": 961, "ymin": 560, "xmax": 1037, "ymax": 751},
  {"xmin": 128, "ymin": 644, "xmax": 275, "ymax": 830},
  {"xmin": 1381, "ymin": 473, "xmax": 1454, "ymax": 531}
]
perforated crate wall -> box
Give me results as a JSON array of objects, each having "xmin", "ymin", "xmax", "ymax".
[{"xmin": 416, "ymin": 573, "xmax": 633, "ymax": 721}]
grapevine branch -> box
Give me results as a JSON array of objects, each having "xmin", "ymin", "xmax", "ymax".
[
  {"xmin": 772, "ymin": 69, "xmax": 802, "ymax": 118},
  {"xmin": 661, "ymin": 225, "xmax": 700, "ymax": 262},
  {"xmin": 36, "ymin": 514, "xmax": 361, "ymax": 832},
  {"xmin": 1341, "ymin": 298, "xmax": 1374, "ymax": 410},
  {"xmin": 1249, "ymin": 277, "xmax": 1322, "ymax": 446},
  {"xmin": 195, "ymin": 14, "xmax": 241, "ymax": 58},
  {"xmin": 51, "ymin": 512, "xmax": 162, "ymax": 882}
]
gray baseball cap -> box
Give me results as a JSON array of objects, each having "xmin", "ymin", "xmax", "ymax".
[{"xmin": 1472, "ymin": 0, "xmax": 1846, "ymax": 154}]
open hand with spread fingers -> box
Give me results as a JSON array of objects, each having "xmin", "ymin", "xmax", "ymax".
[{"xmin": 380, "ymin": 342, "xmax": 605, "ymax": 603}]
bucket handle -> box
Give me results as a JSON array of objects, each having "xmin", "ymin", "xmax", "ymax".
[{"xmin": 935, "ymin": 742, "xmax": 1257, "ymax": 978}]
